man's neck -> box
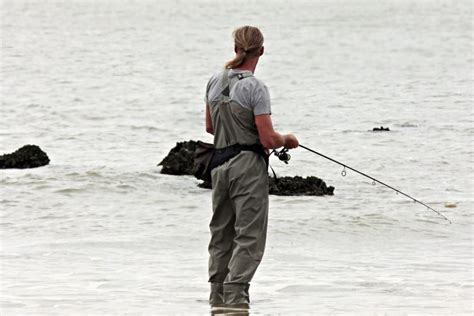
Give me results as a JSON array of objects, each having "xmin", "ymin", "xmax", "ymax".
[{"xmin": 234, "ymin": 58, "xmax": 259, "ymax": 73}]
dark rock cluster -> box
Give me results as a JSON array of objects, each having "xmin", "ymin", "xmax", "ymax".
[
  {"xmin": 158, "ymin": 140, "xmax": 198, "ymax": 175},
  {"xmin": 159, "ymin": 141, "xmax": 334, "ymax": 196},
  {"xmin": 269, "ymin": 176, "xmax": 334, "ymax": 196},
  {"xmin": 372, "ymin": 126, "xmax": 390, "ymax": 131},
  {"xmin": 0, "ymin": 145, "xmax": 50, "ymax": 169}
]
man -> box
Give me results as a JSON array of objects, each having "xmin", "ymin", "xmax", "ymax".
[{"xmin": 204, "ymin": 25, "xmax": 299, "ymax": 312}]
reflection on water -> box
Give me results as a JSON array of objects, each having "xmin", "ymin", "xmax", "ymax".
[{"xmin": 211, "ymin": 307, "xmax": 249, "ymax": 316}]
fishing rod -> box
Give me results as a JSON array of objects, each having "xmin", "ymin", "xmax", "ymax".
[{"xmin": 273, "ymin": 144, "xmax": 452, "ymax": 224}]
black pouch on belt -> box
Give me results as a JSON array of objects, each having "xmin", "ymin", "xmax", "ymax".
[
  {"xmin": 193, "ymin": 142, "xmax": 268, "ymax": 183},
  {"xmin": 210, "ymin": 144, "xmax": 243, "ymax": 171},
  {"xmin": 193, "ymin": 141, "xmax": 215, "ymax": 182},
  {"xmin": 210, "ymin": 143, "xmax": 268, "ymax": 173}
]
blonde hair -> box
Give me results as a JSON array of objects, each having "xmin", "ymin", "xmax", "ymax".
[{"xmin": 225, "ymin": 26, "xmax": 264, "ymax": 69}]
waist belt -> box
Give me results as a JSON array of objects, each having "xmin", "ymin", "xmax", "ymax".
[{"xmin": 210, "ymin": 143, "xmax": 268, "ymax": 171}]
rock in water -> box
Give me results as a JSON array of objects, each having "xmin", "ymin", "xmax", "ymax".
[
  {"xmin": 200, "ymin": 176, "xmax": 334, "ymax": 196},
  {"xmin": 158, "ymin": 140, "xmax": 198, "ymax": 175},
  {"xmin": 158, "ymin": 140, "xmax": 335, "ymax": 196},
  {"xmin": 372, "ymin": 126, "xmax": 390, "ymax": 131},
  {"xmin": 269, "ymin": 176, "xmax": 334, "ymax": 196},
  {"xmin": 0, "ymin": 145, "xmax": 50, "ymax": 169}
]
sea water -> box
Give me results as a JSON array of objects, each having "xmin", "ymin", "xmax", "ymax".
[{"xmin": 1, "ymin": 0, "xmax": 473, "ymax": 314}]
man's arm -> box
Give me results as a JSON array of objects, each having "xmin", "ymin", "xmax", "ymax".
[
  {"xmin": 205, "ymin": 104, "xmax": 214, "ymax": 135},
  {"xmin": 255, "ymin": 114, "xmax": 298, "ymax": 149}
]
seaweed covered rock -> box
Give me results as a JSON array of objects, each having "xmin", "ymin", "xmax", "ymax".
[
  {"xmin": 269, "ymin": 176, "xmax": 334, "ymax": 196},
  {"xmin": 158, "ymin": 140, "xmax": 197, "ymax": 175},
  {"xmin": 200, "ymin": 176, "xmax": 334, "ymax": 196},
  {"xmin": 158, "ymin": 140, "xmax": 335, "ymax": 196},
  {"xmin": 0, "ymin": 145, "xmax": 50, "ymax": 169},
  {"xmin": 372, "ymin": 126, "xmax": 390, "ymax": 131}
]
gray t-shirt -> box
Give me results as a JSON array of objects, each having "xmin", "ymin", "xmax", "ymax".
[{"xmin": 205, "ymin": 69, "xmax": 271, "ymax": 116}]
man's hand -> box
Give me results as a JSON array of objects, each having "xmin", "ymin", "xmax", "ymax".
[{"xmin": 284, "ymin": 134, "xmax": 299, "ymax": 149}]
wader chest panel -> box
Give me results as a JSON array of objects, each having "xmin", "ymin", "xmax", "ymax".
[{"xmin": 209, "ymin": 70, "xmax": 260, "ymax": 149}]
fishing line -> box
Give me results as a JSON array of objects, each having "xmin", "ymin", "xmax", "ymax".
[{"xmin": 274, "ymin": 144, "xmax": 452, "ymax": 224}]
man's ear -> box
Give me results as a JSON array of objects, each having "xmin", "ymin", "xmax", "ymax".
[{"xmin": 259, "ymin": 46, "xmax": 264, "ymax": 56}]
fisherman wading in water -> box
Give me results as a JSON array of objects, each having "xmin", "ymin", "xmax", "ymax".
[{"xmin": 204, "ymin": 26, "xmax": 299, "ymax": 312}]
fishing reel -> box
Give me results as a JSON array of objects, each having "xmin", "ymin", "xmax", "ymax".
[{"xmin": 273, "ymin": 148, "xmax": 291, "ymax": 164}]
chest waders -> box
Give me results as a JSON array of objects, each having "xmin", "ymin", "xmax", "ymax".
[{"xmin": 208, "ymin": 70, "xmax": 269, "ymax": 308}]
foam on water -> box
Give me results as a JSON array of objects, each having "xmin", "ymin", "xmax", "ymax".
[{"xmin": 1, "ymin": 0, "xmax": 473, "ymax": 314}]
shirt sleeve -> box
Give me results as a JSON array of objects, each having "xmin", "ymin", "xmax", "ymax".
[
  {"xmin": 251, "ymin": 82, "xmax": 272, "ymax": 116},
  {"xmin": 204, "ymin": 77, "xmax": 211, "ymax": 104}
]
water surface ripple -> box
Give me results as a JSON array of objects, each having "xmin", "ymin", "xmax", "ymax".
[{"xmin": 1, "ymin": 0, "xmax": 473, "ymax": 314}]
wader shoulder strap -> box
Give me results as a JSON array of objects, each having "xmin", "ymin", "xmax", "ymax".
[
  {"xmin": 220, "ymin": 69, "xmax": 231, "ymax": 97},
  {"xmin": 221, "ymin": 71, "xmax": 253, "ymax": 97},
  {"xmin": 236, "ymin": 72, "xmax": 253, "ymax": 80}
]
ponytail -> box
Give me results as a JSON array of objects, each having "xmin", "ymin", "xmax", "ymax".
[
  {"xmin": 224, "ymin": 26, "xmax": 264, "ymax": 69},
  {"xmin": 225, "ymin": 50, "xmax": 247, "ymax": 69}
]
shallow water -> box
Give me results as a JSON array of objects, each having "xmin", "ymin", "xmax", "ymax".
[{"xmin": 1, "ymin": 0, "xmax": 473, "ymax": 314}]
